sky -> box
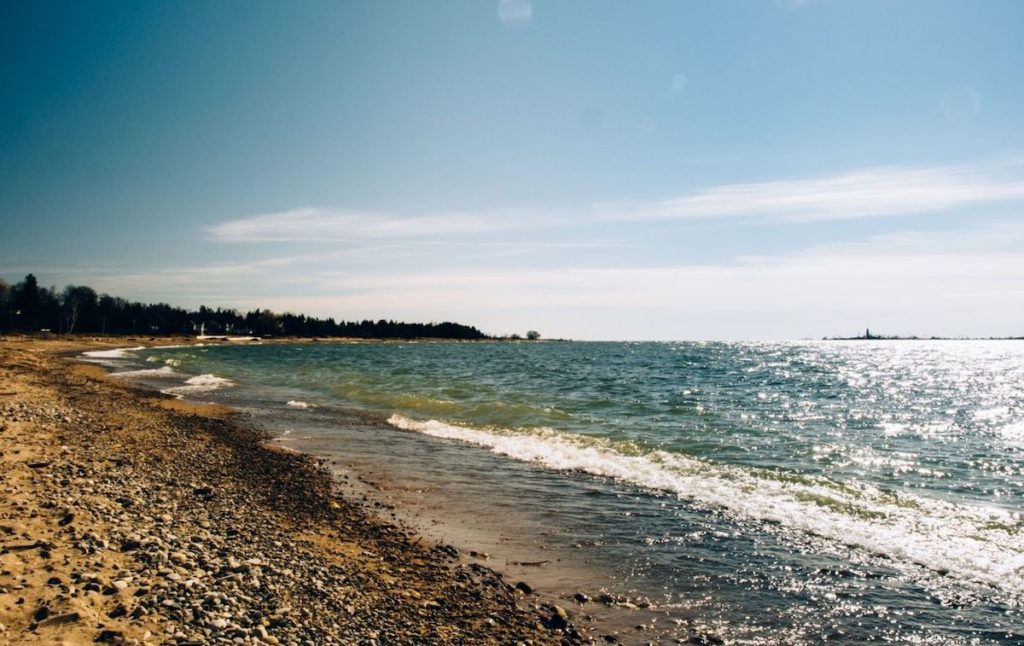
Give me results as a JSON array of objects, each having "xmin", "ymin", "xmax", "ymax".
[{"xmin": 1, "ymin": 0, "xmax": 1023, "ymax": 340}]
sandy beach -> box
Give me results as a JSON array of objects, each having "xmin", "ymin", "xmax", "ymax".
[{"xmin": 0, "ymin": 337, "xmax": 574, "ymax": 645}]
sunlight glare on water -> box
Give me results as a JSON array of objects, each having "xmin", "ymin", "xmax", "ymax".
[{"xmin": 117, "ymin": 340, "xmax": 1024, "ymax": 643}]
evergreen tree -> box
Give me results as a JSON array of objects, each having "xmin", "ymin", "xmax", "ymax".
[
  {"xmin": 0, "ymin": 273, "xmax": 493, "ymax": 339},
  {"xmin": 12, "ymin": 274, "xmax": 42, "ymax": 329}
]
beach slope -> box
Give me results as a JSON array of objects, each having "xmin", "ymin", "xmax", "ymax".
[{"xmin": 0, "ymin": 340, "xmax": 564, "ymax": 645}]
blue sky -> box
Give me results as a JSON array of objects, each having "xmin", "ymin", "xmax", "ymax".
[{"xmin": 2, "ymin": 0, "xmax": 1022, "ymax": 339}]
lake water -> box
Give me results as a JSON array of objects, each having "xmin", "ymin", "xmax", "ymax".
[{"xmin": 86, "ymin": 340, "xmax": 1024, "ymax": 644}]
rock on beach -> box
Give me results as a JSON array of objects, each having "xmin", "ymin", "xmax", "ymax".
[{"xmin": 0, "ymin": 339, "xmax": 571, "ymax": 644}]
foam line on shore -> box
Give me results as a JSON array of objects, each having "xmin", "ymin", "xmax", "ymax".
[
  {"xmin": 110, "ymin": 366, "xmax": 180, "ymax": 378},
  {"xmin": 387, "ymin": 413, "xmax": 1024, "ymax": 598},
  {"xmin": 0, "ymin": 343, "xmax": 556, "ymax": 644},
  {"xmin": 161, "ymin": 374, "xmax": 235, "ymax": 397},
  {"xmin": 82, "ymin": 346, "xmax": 147, "ymax": 359}
]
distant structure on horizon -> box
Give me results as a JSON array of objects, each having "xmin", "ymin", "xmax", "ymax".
[
  {"xmin": 824, "ymin": 328, "xmax": 903, "ymax": 341},
  {"xmin": 823, "ymin": 329, "xmax": 1024, "ymax": 341}
]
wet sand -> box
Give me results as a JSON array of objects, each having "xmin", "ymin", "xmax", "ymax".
[{"xmin": 0, "ymin": 337, "xmax": 578, "ymax": 645}]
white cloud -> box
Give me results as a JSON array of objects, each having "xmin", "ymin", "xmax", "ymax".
[
  {"xmin": 213, "ymin": 223, "xmax": 1024, "ymax": 339},
  {"xmin": 597, "ymin": 159, "xmax": 1024, "ymax": 223},
  {"xmin": 206, "ymin": 159, "xmax": 1024, "ymax": 243},
  {"xmin": 50, "ymin": 220, "xmax": 1024, "ymax": 339},
  {"xmin": 205, "ymin": 207, "xmax": 537, "ymax": 242}
]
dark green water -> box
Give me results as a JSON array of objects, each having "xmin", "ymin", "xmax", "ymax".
[{"xmin": 88, "ymin": 340, "xmax": 1024, "ymax": 643}]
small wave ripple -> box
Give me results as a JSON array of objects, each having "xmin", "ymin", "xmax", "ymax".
[{"xmin": 387, "ymin": 414, "xmax": 1024, "ymax": 598}]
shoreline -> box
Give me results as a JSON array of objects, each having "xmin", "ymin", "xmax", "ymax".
[{"xmin": 0, "ymin": 337, "xmax": 577, "ymax": 644}]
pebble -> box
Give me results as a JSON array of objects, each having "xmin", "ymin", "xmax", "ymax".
[
  {"xmin": 38, "ymin": 611, "xmax": 80, "ymax": 626},
  {"xmin": 0, "ymin": 347, "xmax": 569, "ymax": 646}
]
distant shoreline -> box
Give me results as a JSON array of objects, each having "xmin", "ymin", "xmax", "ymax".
[
  {"xmin": 0, "ymin": 332, "xmax": 546, "ymax": 345},
  {"xmin": 3, "ymin": 330, "xmax": 1021, "ymax": 344},
  {"xmin": 825, "ymin": 335, "xmax": 1024, "ymax": 341}
]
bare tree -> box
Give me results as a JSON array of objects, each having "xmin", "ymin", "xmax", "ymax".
[{"xmin": 61, "ymin": 285, "xmax": 98, "ymax": 334}]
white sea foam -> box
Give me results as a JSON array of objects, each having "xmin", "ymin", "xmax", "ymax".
[
  {"xmin": 975, "ymin": 406, "xmax": 1010, "ymax": 422},
  {"xmin": 82, "ymin": 346, "xmax": 146, "ymax": 359},
  {"xmin": 880, "ymin": 422, "xmax": 907, "ymax": 436},
  {"xmin": 1000, "ymin": 420, "xmax": 1024, "ymax": 443},
  {"xmin": 286, "ymin": 400, "xmax": 316, "ymax": 409},
  {"xmin": 161, "ymin": 374, "xmax": 235, "ymax": 397},
  {"xmin": 387, "ymin": 414, "xmax": 1024, "ymax": 597},
  {"xmin": 109, "ymin": 366, "xmax": 179, "ymax": 378},
  {"xmin": 142, "ymin": 356, "xmax": 179, "ymax": 367}
]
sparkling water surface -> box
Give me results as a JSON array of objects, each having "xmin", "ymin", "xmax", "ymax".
[{"xmin": 97, "ymin": 340, "xmax": 1024, "ymax": 643}]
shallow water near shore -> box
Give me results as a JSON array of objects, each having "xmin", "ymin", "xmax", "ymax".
[{"xmin": 88, "ymin": 340, "xmax": 1024, "ymax": 644}]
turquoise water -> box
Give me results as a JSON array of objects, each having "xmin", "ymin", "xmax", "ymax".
[{"xmin": 92, "ymin": 341, "xmax": 1024, "ymax": 643}]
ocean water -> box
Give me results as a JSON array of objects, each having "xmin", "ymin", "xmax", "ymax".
[{"xmin": 87, "ymin": 341, "xmax": 1024, "ymax": 643}]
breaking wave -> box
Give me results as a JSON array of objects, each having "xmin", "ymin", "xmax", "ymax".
[
  {"xmin": 387, "ymin": 414, "xmax": 1024, "ymax": 597},
  {"xmin": 109, "ymin": 366, "xmax": 178, "ymax": 378},
  {"xmin": 82, "ymin": 346, "xmax": 146, "ymax": 359},
  {"xmin": 161, "ymin": 374, "xmax": 235, "ymax": 397}
]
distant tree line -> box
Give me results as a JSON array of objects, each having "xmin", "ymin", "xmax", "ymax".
[{"xmin": 0, "ymin": 274, "xmax": 488, "ymax": 340}]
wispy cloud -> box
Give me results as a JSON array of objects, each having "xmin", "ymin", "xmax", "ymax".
[
  {"xmin": 205, "ymin": 159, "xmax": 1024, "ymax": 243},
  {"xmin": 205, "ymin": 207, "xmax": 537, "ymax": 242},
  {"xmin": 598, "ymin": 158, "xmax": 1024, "ymax": 223},
  {"xmin": 227, "ymin": 246, "xmax": 1024, "ymax": 339},
  {"xmin": 36, "ymin": 220, "xmax": 1024, "ymax": 338},
  {"xmin": 211, "ymin": 221, "xmax": 1024, "ymax": 339}
]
